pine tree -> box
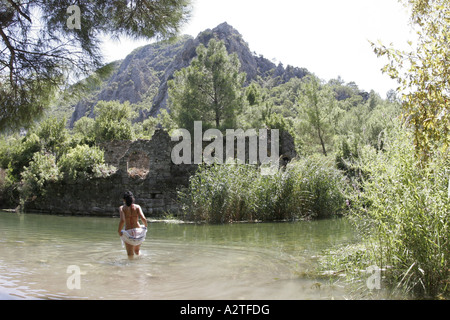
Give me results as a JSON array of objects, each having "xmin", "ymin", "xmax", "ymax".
[
  {"xmin": 0, "ymin": 0, "xmax": 191, "ymax": 131},
  {"xmin": 168, "ymin": 38, "xmax": 246, "ymax": 132}
]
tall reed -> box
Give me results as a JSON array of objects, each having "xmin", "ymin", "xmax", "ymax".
[
  {"xmin": 347, "ymin": 126, "xmax": 449, "ymax": 298},
  {"xmin": 177, "ymin": 155, "xmax": 348, "ymax": 223}
]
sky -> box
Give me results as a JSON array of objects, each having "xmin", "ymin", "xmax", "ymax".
[{"xmin": 101, "ymin": 0, "xmax": 415, "ymax": 97}]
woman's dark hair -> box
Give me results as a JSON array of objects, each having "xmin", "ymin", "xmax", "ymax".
[{"xmin": 123, "ymin": 191, "xmax": 134, "ymax": 207}]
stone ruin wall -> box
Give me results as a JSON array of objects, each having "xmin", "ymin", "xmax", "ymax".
[
  {"xmin": 24, "ymin": 129, "xmax": 296, "ymax": 217},
  {"xmin": 25, "ymin": 129, "xmax": 196, "ymax": 217}
]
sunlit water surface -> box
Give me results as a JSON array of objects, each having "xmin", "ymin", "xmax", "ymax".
[{"xmin": 0, "ymin": 211, "xmax": 359, "ymax": 300}]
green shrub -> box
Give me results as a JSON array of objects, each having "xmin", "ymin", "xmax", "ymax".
[
  {"xmin": 133, "ymin": 117, "xmax": 159, "ymax": 140},
  {"xmin": 72, "ymin": 116, "xmax": 96, "ymax": 146},
  {"xmin": 95, "ymin": 118, "xmax": 134, "ymax": 141},
  {"xmin": 58, "ymin": 144, "xmax": 109, "ymax": 180},
  {"xmin": 35, "ymin": 117, "xmax": 70, "ymax": 158},
  {"xmin": 93, "ymin": 100, "xmax": 135, "ymax": 141},
  {"xmin": 20, "ymin": 151, "xmax": 61, "ymax": 201},
  {"xmin": 0, "ymin": 133, "xmax": 41, "ymax": 182},
  {"xmin": 335, "ymin": 137, "xmax": 359, "ymax": 174}
]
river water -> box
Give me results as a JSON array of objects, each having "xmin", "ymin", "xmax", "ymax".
[{"xmin": 0, "ymin": 210, "xmax": 359, "ymax": 300}]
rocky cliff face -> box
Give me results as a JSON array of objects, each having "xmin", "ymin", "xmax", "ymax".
[
  {"xmin": 69, "ymin": 22, "xmax": 309, "ymax": 126},
  {"xmin": 69, "ymin": 36, "xmax": 189, "ymax": 126}
]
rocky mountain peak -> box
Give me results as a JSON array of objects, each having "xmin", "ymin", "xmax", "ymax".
[{"xmin": 68, "ymin": 23, "xmax": 310, "ymax": 126}]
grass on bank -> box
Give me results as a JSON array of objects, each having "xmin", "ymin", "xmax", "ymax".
[{"xmin": 319, "ymin": 126, "xmax": 449, "ymax": 299}]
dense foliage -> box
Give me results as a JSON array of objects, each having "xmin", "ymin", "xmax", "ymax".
[
  {"xmin": 0, "ymin": 0, "xmax": 191, "ymax": 130},
  {"xmin": 371, "ymin": 0, "xmax": 449, "ymax": 161},
  {"xmin": 168, "ymin": 38, "xmax": 246, "ymax": 132},
  {"xmin": 178, "ymin": 156, "xmax": 348, "ymax": 223},
  {"xmin": 319, "ymin": 0, "xmax": 450, "ymax": 298},
  {"xmin": 166, "ymin": 36, "xmax": 399, "ymax": 225},
  {"xmin": 0, "ymin": 3, "xmax": 448, "ymax": 298},
  {"xmin": 355, "ymin": 128, "xmax": 448, "ymax": 298},
  {"xmin": 0, "ymin": 109, "xmax": 118, "ymax": 205},
  {"xmin": 165, "ymin": 19, "xmax": 448, "ymax": 298},
  {"xmin": 321, "ymin": 126, "xmax": 449, "ymax": 298}
]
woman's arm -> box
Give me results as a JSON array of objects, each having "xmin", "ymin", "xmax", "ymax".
[
  {"xmin": 138, "ymin": 205, "xmax": 148, "ymax": 228},
  {"xmin": 118, "ymin": 206, "xmax": 125, "ymax": 236}
]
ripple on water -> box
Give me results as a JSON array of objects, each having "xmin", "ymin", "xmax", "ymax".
[
  {"xmin": 0, "ymin": 212, "xmax": 356, "ymax": 299},
  {"xmin": 1, "ymin": 236, "xmax": 344, "ymax": 299}
]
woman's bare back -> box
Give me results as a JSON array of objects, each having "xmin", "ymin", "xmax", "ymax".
[{"xmin": 121, "ymin": 204, "xmax": 141, "ymax": 230}]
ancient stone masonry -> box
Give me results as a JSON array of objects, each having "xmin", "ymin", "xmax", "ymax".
[
  {"xmin": 114, "ymin": 129, "xmax": 197, "ymax": 217},
  {"xmin": 25, "ymin": 129, "xmax": 196, "ymax": 217},
  {"xmin": 24, "ymin": 128, "xmax": 296, "ymax": 217}
]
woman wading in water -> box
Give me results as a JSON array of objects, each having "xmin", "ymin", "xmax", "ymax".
[{"xmin": 118, "ymin": 191, "xmax": 148, "ymax": 258}]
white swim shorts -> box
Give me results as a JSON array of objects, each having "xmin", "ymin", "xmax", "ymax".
[{"xmin": 121, "ymin": 227, "xmax": 147, "ymax": 246}]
